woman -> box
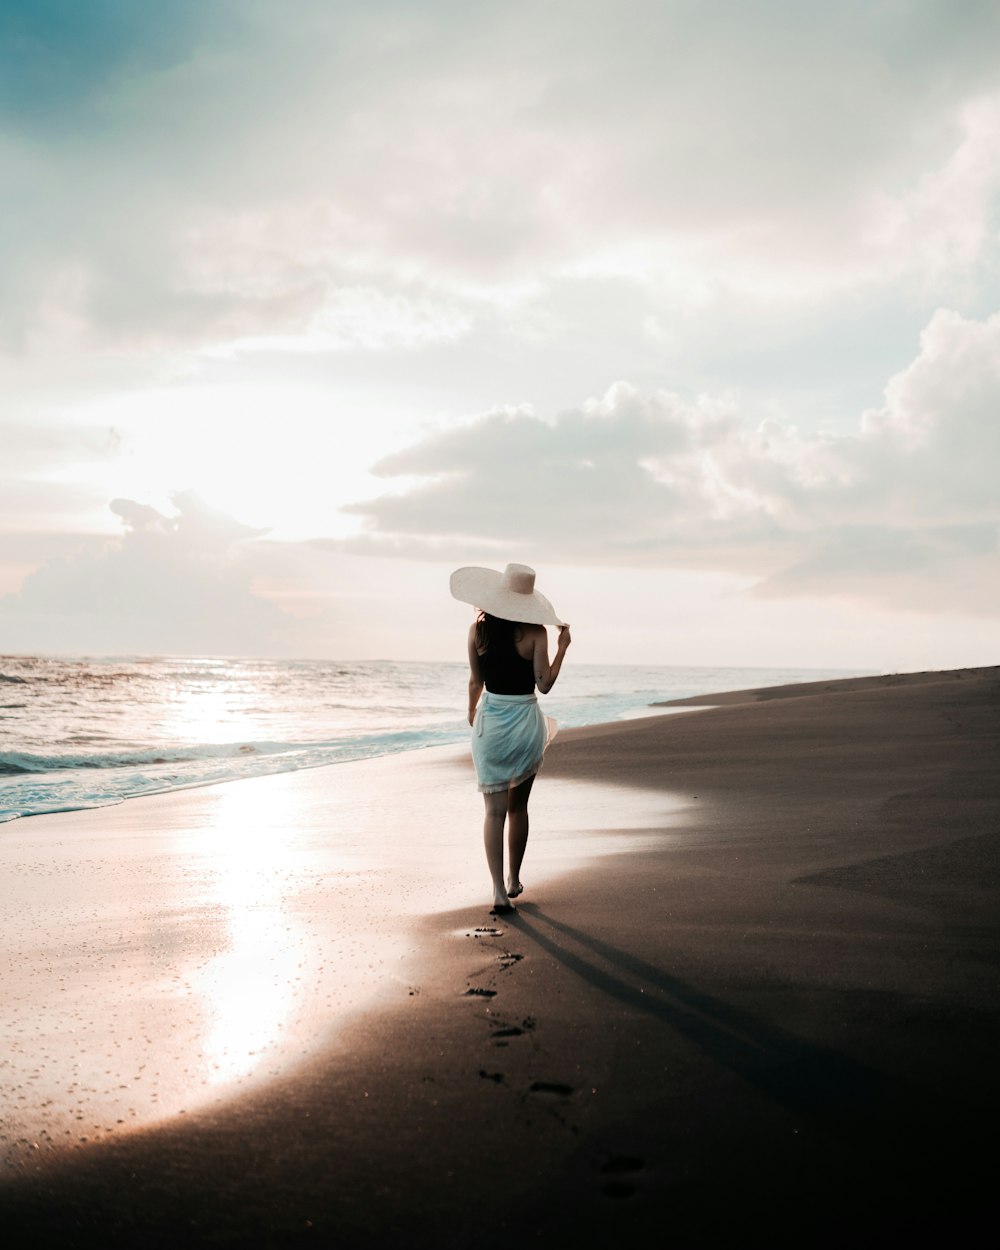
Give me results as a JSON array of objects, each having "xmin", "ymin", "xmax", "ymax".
[{"xmin": 450, "ymin": 563, "xmax": 572, "ymax": 914}]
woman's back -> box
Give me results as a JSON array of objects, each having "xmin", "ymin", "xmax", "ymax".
[{"xmin": 477, "ymin": 616, "xmax": 535, "ymax": 695}]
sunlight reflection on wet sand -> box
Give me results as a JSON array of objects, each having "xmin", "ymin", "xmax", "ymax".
[{"xmin": 0, "ymin": 743, "xmax": 686, "ymax": 1167}]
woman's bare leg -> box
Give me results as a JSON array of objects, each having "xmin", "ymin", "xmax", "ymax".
[
  {"xmin": 506, "ymin": 774, "xmax": 534, "ymax": 898},
  {"xmin": 483, "ymin": 790, "xmax": 511, "ymax": 908}
]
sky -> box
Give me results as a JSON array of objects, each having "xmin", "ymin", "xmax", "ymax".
[{"xmin": 1, "ymin": 0, "xmax": 999, "ymax": 669}]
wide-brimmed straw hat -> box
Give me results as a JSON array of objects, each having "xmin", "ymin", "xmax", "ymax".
[{"xmin": 450, "ymin": 563, "xmax": 564, "ymax": 627}]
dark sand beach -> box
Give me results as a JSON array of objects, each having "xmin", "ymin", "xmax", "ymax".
[{"xmin": 2, "ymin": 666, "xmax": 998, "ymax": 1247}]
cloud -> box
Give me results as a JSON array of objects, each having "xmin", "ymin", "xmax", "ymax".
[
  {"xmin": 109, "ymin": 490, "xmax": 268, "ymax": 545},
  {"xmin": 341, "ymin": 308, "xmax": 1000, "ymax": 615},
  {"xmin": 862, "ymin": 92, "xmax": 1000, "ymax": 291},
  {"xmin": 3, "ymin": 0, "xmax": 1000, "ymax": 360},
  {"xmin": 205, "ymin": 283, "xmax": 474, "ymax": 357},
  {"xmin": 0, "ymin": 491, "xmax": 297, "ymax": 654}
]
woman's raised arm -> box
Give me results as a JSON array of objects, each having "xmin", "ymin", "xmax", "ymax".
[{"xmin": 533, "ymin": 624, "xmax": 572, "ymax": 694}]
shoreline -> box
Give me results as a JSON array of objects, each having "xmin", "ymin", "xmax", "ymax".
[
  {"xmin": 0, "ymin": 658, "xmax": 871, "ymax": 827},
  {"xmin": 2, "ymin": 665, "xmax": 998, "ymax": 1247}
]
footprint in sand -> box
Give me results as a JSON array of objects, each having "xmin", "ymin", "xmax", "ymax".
[
  {"xmin": 528, "ymin": 1080, "xmax": 574, "ymax": 1098},
  {"xmin": 491, "ymin": 1016, "xmax": 536, "ymax": 1043},
  {"xmin": 599, "ymin": 1155, "xmax": 645, "ymax": 1199},
  {"xmin": 491, "ymin": 1025, "xmax": 525, "ymax": 1040},
  {"xmin": 463, "ymin": 987, "xmax": 497, "ymax": 998}
]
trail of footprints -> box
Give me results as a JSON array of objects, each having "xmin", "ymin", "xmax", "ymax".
[{"xmin": 463, "ymin": 922, "xmax": 647, "ymax": 1201}]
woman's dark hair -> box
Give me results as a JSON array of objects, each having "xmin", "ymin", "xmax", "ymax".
[{"xmin": 475, "ymin": 611, "xmax": 519, "ymax": 653}]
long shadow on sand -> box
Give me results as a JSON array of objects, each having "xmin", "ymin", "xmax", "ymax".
[
  {"xmin": 504, "ymin": 906, "xmax": 998, "ymax": 1244},
  {"xmin": 514, "ymin": 903, "xmax": 907, "ymax": 1127}
]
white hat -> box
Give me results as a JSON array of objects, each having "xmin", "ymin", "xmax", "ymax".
[{"xmin": 450, "ymin": 563, "xmax": 564, "ymax": 626}]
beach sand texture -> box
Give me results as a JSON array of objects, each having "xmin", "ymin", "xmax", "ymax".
[{"xmin": 2, "ymin": 666, "xmax": 998, "ymax": 1248}]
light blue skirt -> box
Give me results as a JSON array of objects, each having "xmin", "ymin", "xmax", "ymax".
[{"xmin": 471, "ymin": 692, "xmax": 557, "ymax": 794}]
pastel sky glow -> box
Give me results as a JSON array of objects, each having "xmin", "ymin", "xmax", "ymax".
[{"xmin": 2, "ymin": 0, "xmax": 999, "ymax": 668}]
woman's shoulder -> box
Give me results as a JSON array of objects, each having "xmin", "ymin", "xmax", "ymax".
[{"xmin": 513, "ymin": 622, "xmax": 544, "ymax": 657}]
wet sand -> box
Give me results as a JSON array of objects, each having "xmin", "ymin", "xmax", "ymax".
[{"xmin": 2, "ymin": 666, "xmax": 999, "ymax": 1247}]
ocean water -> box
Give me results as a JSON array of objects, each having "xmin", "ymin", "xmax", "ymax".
[{"xmin": 0, "ymin": 655, "xmax": 865, "ymax": 823}]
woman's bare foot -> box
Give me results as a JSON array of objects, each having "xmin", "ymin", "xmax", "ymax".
[{"xmin": 507, "ymin": 881, "xmax": 524, "ymax": 899}]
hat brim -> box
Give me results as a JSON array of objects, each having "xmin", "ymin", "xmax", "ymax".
[{"xmin": 450, "ymin": 566, "xmax": 564, "ymax": 627}]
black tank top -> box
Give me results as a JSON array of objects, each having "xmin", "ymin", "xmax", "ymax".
[{"xmin": 479, "ymin": 623, "xmax": 535, "ymax": 695}]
